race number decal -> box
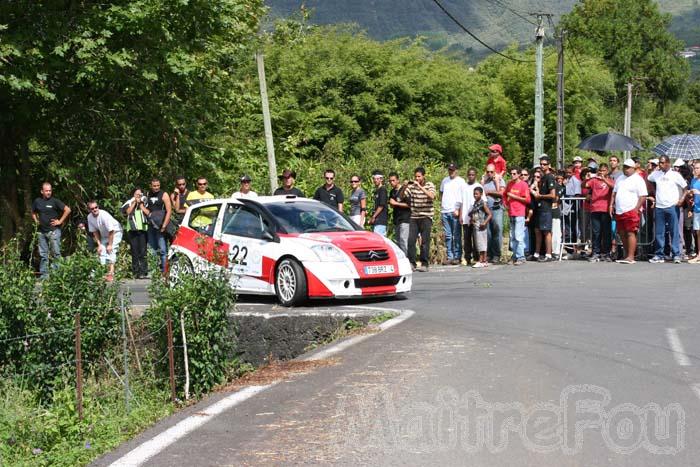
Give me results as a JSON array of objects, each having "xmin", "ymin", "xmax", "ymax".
[{"xmin": 228, "ymin": 240, "xmax": 262, "ymax": 276}]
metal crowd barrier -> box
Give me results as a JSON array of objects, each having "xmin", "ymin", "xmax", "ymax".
[{"xmin": 558, "ymin": 196, "xmax": 589, "ymax": 260}]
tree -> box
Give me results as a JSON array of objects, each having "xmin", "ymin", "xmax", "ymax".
[
  {"xmin": 561, "ymin": 0, "xmax": 690, "ymax": 102},
  {"xmin": 0, "ymin": 0, "xmax": 265, "ymax": 242}
]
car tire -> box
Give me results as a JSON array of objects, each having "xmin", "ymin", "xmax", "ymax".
[
  {"xmin": 168, "ymin": 253, "xmax": 194, "ymax": 285},
  {"xmin": 275, "ymin": 258, "xmax": 307, "ymax": 307}
]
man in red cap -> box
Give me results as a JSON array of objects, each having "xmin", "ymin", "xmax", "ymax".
[{"xmin": 487, "ymin": 144, "xmax": 507, "ymax": 178}]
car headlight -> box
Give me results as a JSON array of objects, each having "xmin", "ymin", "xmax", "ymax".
[
  {"xmin": 384, "ymin": 237, "xmax": 406, "ymax": 260},
  {"xmin": 311, "ymin": 243, "xmax": 348, "ymax": 262}
]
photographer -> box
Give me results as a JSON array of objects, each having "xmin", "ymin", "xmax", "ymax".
[{"xmin": 122, "ymin": 187, "xmax": 149, "ymax": 278}]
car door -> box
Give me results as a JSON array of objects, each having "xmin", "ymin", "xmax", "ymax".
[{"xmin": 217, "ymin": 203, "xmax": 271, "ymax": 293}]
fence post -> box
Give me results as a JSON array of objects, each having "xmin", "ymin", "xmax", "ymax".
[
  {"xmin": 180, "ymin": 309, "xmax": 190, "ymax": 401},
  {"xmin": 166, "ymin": 312, "xmax": 176, "ymax": 404},
  {"xmin": 75, "ymin": 312, "xmax": 83, "ymax": 421},
  {"xmin": 120, "ymin": 296, "xmax": 131, "ymax": 414}
]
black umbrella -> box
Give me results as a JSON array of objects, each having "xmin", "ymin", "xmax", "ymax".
[{"xmin": 577, "ymin": 132, "xmax": 643, "ymax": 152}]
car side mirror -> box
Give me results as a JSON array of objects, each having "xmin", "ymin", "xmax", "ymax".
[{"xmin": 262, "ymin": 230, "xmax": 279, "ymax": 242}]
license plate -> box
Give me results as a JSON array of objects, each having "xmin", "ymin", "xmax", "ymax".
[{"xmin": 364, "ymin": 265, "xmax": 395, "ymax": 275}]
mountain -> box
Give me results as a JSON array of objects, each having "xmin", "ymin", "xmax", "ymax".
[{"xmin": 267, "ymin": 0, "xmax": 700, "ymax": 53}]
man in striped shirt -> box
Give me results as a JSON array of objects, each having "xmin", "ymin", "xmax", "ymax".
[{"xmin": 406, "ymin": 166, "xmax": 437, "ymax": 272}]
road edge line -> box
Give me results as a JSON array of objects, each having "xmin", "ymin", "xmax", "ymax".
[
  {"xmin": 108, "ymin": 384, "xmax": 274, "ymax": 467},
  {"xmin": 107, "ymin": 307, "xmax": 414, "ymax": 466},
  {"xmin": 666, "ymin": 328, "xmax": 691, "ymax": 367}
]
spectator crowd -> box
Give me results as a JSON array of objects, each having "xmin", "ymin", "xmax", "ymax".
[{"xmin": 30, "ymin": 143, "xmax": 700, "ymax": 279}]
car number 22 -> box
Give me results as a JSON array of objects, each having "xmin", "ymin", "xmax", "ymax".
[{"xmin": 227, "ymin": 242, "xmax": 262, "ymax": 276}]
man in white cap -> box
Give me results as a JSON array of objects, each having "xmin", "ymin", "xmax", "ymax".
[
  {"xmin": 232, "ymin": 174, "xmax": 258, "ymax": 199},
  {"xmin": 610, "ymin": 159, "xmax": 648, "ymax": 263},
  {"xmin": 647, "ymin": 155, "xmax": 687, "ymax": 263}
]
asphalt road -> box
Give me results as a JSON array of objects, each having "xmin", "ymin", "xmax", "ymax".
[{"xmin": 105, "ymin": 262, "xmax": 700, "ymax": 466}]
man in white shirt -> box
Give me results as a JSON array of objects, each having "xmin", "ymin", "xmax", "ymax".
[
  {"xmin": 647, "ymin": 155, "xmax": 688, "ymax": 263},
  {"xmin": 87, "ymin": 200, "xmax": 124, "ymax": 281},
  {"xmin": 232, "ymin": 174, "xmax": 258, "ymax": 199},
  {"xmin": 456, "ymin": 168, "xmax": 482, "ymax": 265},
  {"xmin": 610, "ymin": 159, "xmax": 648, "ymax": 264},
  {"xmin": 440, "ymin": 163, "xmax": 466, "ymax": 265}
]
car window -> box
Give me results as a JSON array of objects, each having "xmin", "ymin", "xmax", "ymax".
[
  {"xmin": 222, "ymin": 204, "xmax": 265, "ymax": 238},
  {"xmin": 266, "ymin": 200, "xmax": 356, "ymax": 234},
  {"xmin": 187, "ymin": 203, "xmax": 221, "ymax": 237}
]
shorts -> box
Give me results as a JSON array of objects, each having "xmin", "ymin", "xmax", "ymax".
[
  {"xmin": 616, "ymin": 209, "xmax": 640, "ymax": 232},
  {"xmin": 693, "ymin": 212, "xmax": 700, "ymax": 231},
  {"xmin": 473, "ymin": 226, "xmax": 488, "ymax": 252},
  {"xmin": 537, "ymin": 209, "xmax": 553, "ymax": 232}
]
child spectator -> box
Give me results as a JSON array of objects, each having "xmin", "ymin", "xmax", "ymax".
[{"xmin": 469, "ymin": 186, "xmax": 492, "ymax": 268}]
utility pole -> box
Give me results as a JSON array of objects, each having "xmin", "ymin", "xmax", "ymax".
[
  {"xmin": 256, "ymin": 52, "xmax": 278, "ymax": 192},
  {"xmin": 623, "ymin": 82, "xmax": 633, "ymax": 160},
  {"xmin": 533, "ymin": 15, "xmax": 545, "ymax": 168},
  {"xmin": 555, "ymin": 30, "xmax": 565, "ymax": 170}
]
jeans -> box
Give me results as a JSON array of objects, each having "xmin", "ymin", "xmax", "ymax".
[
  {"xmin": 462, "ymin": 224, "xmax": 479, "ymax": 263},
  {"xmin": 487, "ymin": 208, "xmax": 503, "ymax": 260},
  {"xmin": 394, "ymin": 222, "xmax": 410, "ymax": 254},
  {"xmin": 441, "ymin": 212, "xmax": 462, "ymax": 260},
  {"xmin": 147, "ymin": 227, "xmax": 168, "ymax": 272},
  {"xmin": 98, "ymin": 231, "xmax": 123, "ymax": 265},
  {"xmin": 509, "ymin": 216, "xmax": 526, "ymax": 260},
  {"xmin": 408, "ymin": 217, "xmax": 432, "ymax": 267},
  {"xmin": 590, "ymin": 212, "xmax": 612, "ymax": 255},
  {"xmin": 128, "ymin": 230, "xmax": 148, "ymax": 276},
  {"xmin": 373, "ymin": 224, "xmax": 387, "ymax": 237},
  {"xmin": 654, "ymin": 206, "xmax": 681, "ymax": 257},
  {"xmin": 38, "ymin": 229, "xmax": 61, "ymax": 277}
]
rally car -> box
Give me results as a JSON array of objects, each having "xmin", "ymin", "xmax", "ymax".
[{"xmin": 167, "ymin": 195, "xmax": 412, "ymax": 306}]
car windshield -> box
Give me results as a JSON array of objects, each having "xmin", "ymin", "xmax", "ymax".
[{"xmin": 266, "ymin": 200, "xmax": 358, "ymax": 234}]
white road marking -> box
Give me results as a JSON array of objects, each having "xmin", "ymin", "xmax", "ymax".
[
  {"xmin": 304, "ymin": 309, "xmax": 414, "ymax": 361},
  {"xmin": 666, "ymin": 328, "xmax": 691, "ymax": 367},
  {"xmin": 109, "ymin": 384, "xmax": 274, "ymax": 466},
  {"xmin": 108, "ymin": 307, "xmax": 414, "ymax": 465}
]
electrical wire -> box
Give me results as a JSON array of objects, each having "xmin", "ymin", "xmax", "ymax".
[
  {"xmin": 430, "ymin": 0, "xmax": 534, "ymax": 63},
  {"xmin": 486, "ymin": 0, "xmax": 539, "ymax": 25}
]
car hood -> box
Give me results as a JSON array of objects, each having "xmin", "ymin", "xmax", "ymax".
[{"xmin": 291, "ymin": 231, "xmax": 389, "ymax": 251}]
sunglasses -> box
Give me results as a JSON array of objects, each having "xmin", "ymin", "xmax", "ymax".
[
  {"xmin": 89, "ymin": 206, "xmax": 99, "ymax": 211},
  {"xmin": 197, "ymin": 182, "xmax": 208, "ymax": 186},
  {"xmin": 486, "ymin": 171, "xmax": 494, "ymax": 174},
  {"xmin": 176, "ymin": 182, "xmax": 186, "ymax": 186},
  {"xmin": 325, "ymin": 176, "xmax": 334, "ymax": 180},
  {"xmin": 350, "ymin": 179, "xmax": 360, "ymax": 183},
  {"xmin": 520, "ymin": 173, "xmax": 528, "ymax": 176}
]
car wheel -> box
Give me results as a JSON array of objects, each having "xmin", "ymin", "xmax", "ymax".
[
  {"xmin": 275, "ymin": 258, "xmax": 307, "ymax": 307},
  {"xmin": 168, "ymin": 253, "xmax": 194, "ymax": 285}
]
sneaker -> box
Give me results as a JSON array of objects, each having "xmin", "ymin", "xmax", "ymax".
[
  {"xmin": 537, "ymin": 256, "xmax": 553, "ymax": 263},
  {"xmin": 689, "ymin": 256, "xmax": 700, "ymax": 264},
  {"xmin": 441, "ymin": 259, "xmax": 451, "ymax": 266},
  {"xmin": 648, "ymin": 256, "xmax": 665, "ymax": 263},
  {"xmin": 603, "ymin": 255, "xmax": 614, "ymax": 262},
  {"xmin": 673, "ymin": 256, "xmax": 682, "ymax": 264},
  {"xmin": 527, "ymin": 255, "xmax": 539, "ymax": 261},
  {"xmin": 588, "ymin": 254, "xmax": 600, "ymax": 263},
  {"xmin": 451, "ymin": 259, "xmax": 460, "ymax": 265},
  {"xmin": 664, "ymin": 255, "xmax": 672, "ymax": 262},
  {"xmin": 514, "ymin": 258, "xmax": 526, "ymax": 266},
  {"xmin": 472, "ymin": 262, "xmax": 485, "ymax": 268},
  {"xmin": 416, "ymin": 266, "xmax": 429, "ymax": 272},
  {"xmin": 616, "ymin": 259, "xmax": 635, "ymax": 264}
]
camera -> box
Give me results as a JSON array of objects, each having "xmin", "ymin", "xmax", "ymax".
[{"xmin": 139, "ymin": 195, "xmax": 147, "ymax": 204}]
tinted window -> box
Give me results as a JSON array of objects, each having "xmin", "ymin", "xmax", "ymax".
[
  {"xmin": 266, "ymin": 200, "xmax": 357, "ymax": 234},
  {"xmin": 222, "ymin": 204, "xmax": 265, "ymax": 238},
  {"xmin": 187, "ymin": 203, "xmax": 221, "ymax": 236}
]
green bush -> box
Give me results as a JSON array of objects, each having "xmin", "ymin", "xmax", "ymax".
[
  {"xmin": 146, "ymin": 271, "xmax": 237, "ymax": 397},
  {"xmin": 0, "ymin": 242, "xmax": 122, "ymax": 396}
]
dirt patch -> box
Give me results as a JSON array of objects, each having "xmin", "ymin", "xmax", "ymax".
[{"xmin": 217, "ymin": 359, "xmax": 339, "ymax": 392}]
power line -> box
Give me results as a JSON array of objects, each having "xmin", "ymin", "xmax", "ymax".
[
  {"xmin": 486, "ymin": 0, "xmax": 538, "ymax": 25},
  {"xmin": 430, "ymin": 0, "xmax": 534, "ymax": 63}
]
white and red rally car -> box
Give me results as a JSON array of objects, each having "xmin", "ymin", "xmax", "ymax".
[{"xmin": 167, "ymin": 195, "xmax": 412, "ymax": 306}]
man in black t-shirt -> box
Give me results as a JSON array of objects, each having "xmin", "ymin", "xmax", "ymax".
[
  {"xmin": 369, "ymin": 170, "xmax": 389, "ymax": 236},
  {"xmin": 388, "ymin": 172, "xmax": 411, "ymax": 252},
  {"xmin": 32, "ymin": 182, "xmax": 71, "ymax": 278},
  {"xmin": 274, "ymin": 169, "xmax": 305, "ymax": 197},
  {"xmin": 533, "ymin": 155, "xmax": 557, "ymax": 261},
  {"xmin": 313, "ymin": 169, "xmax": 344, "ymax": 211}
]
